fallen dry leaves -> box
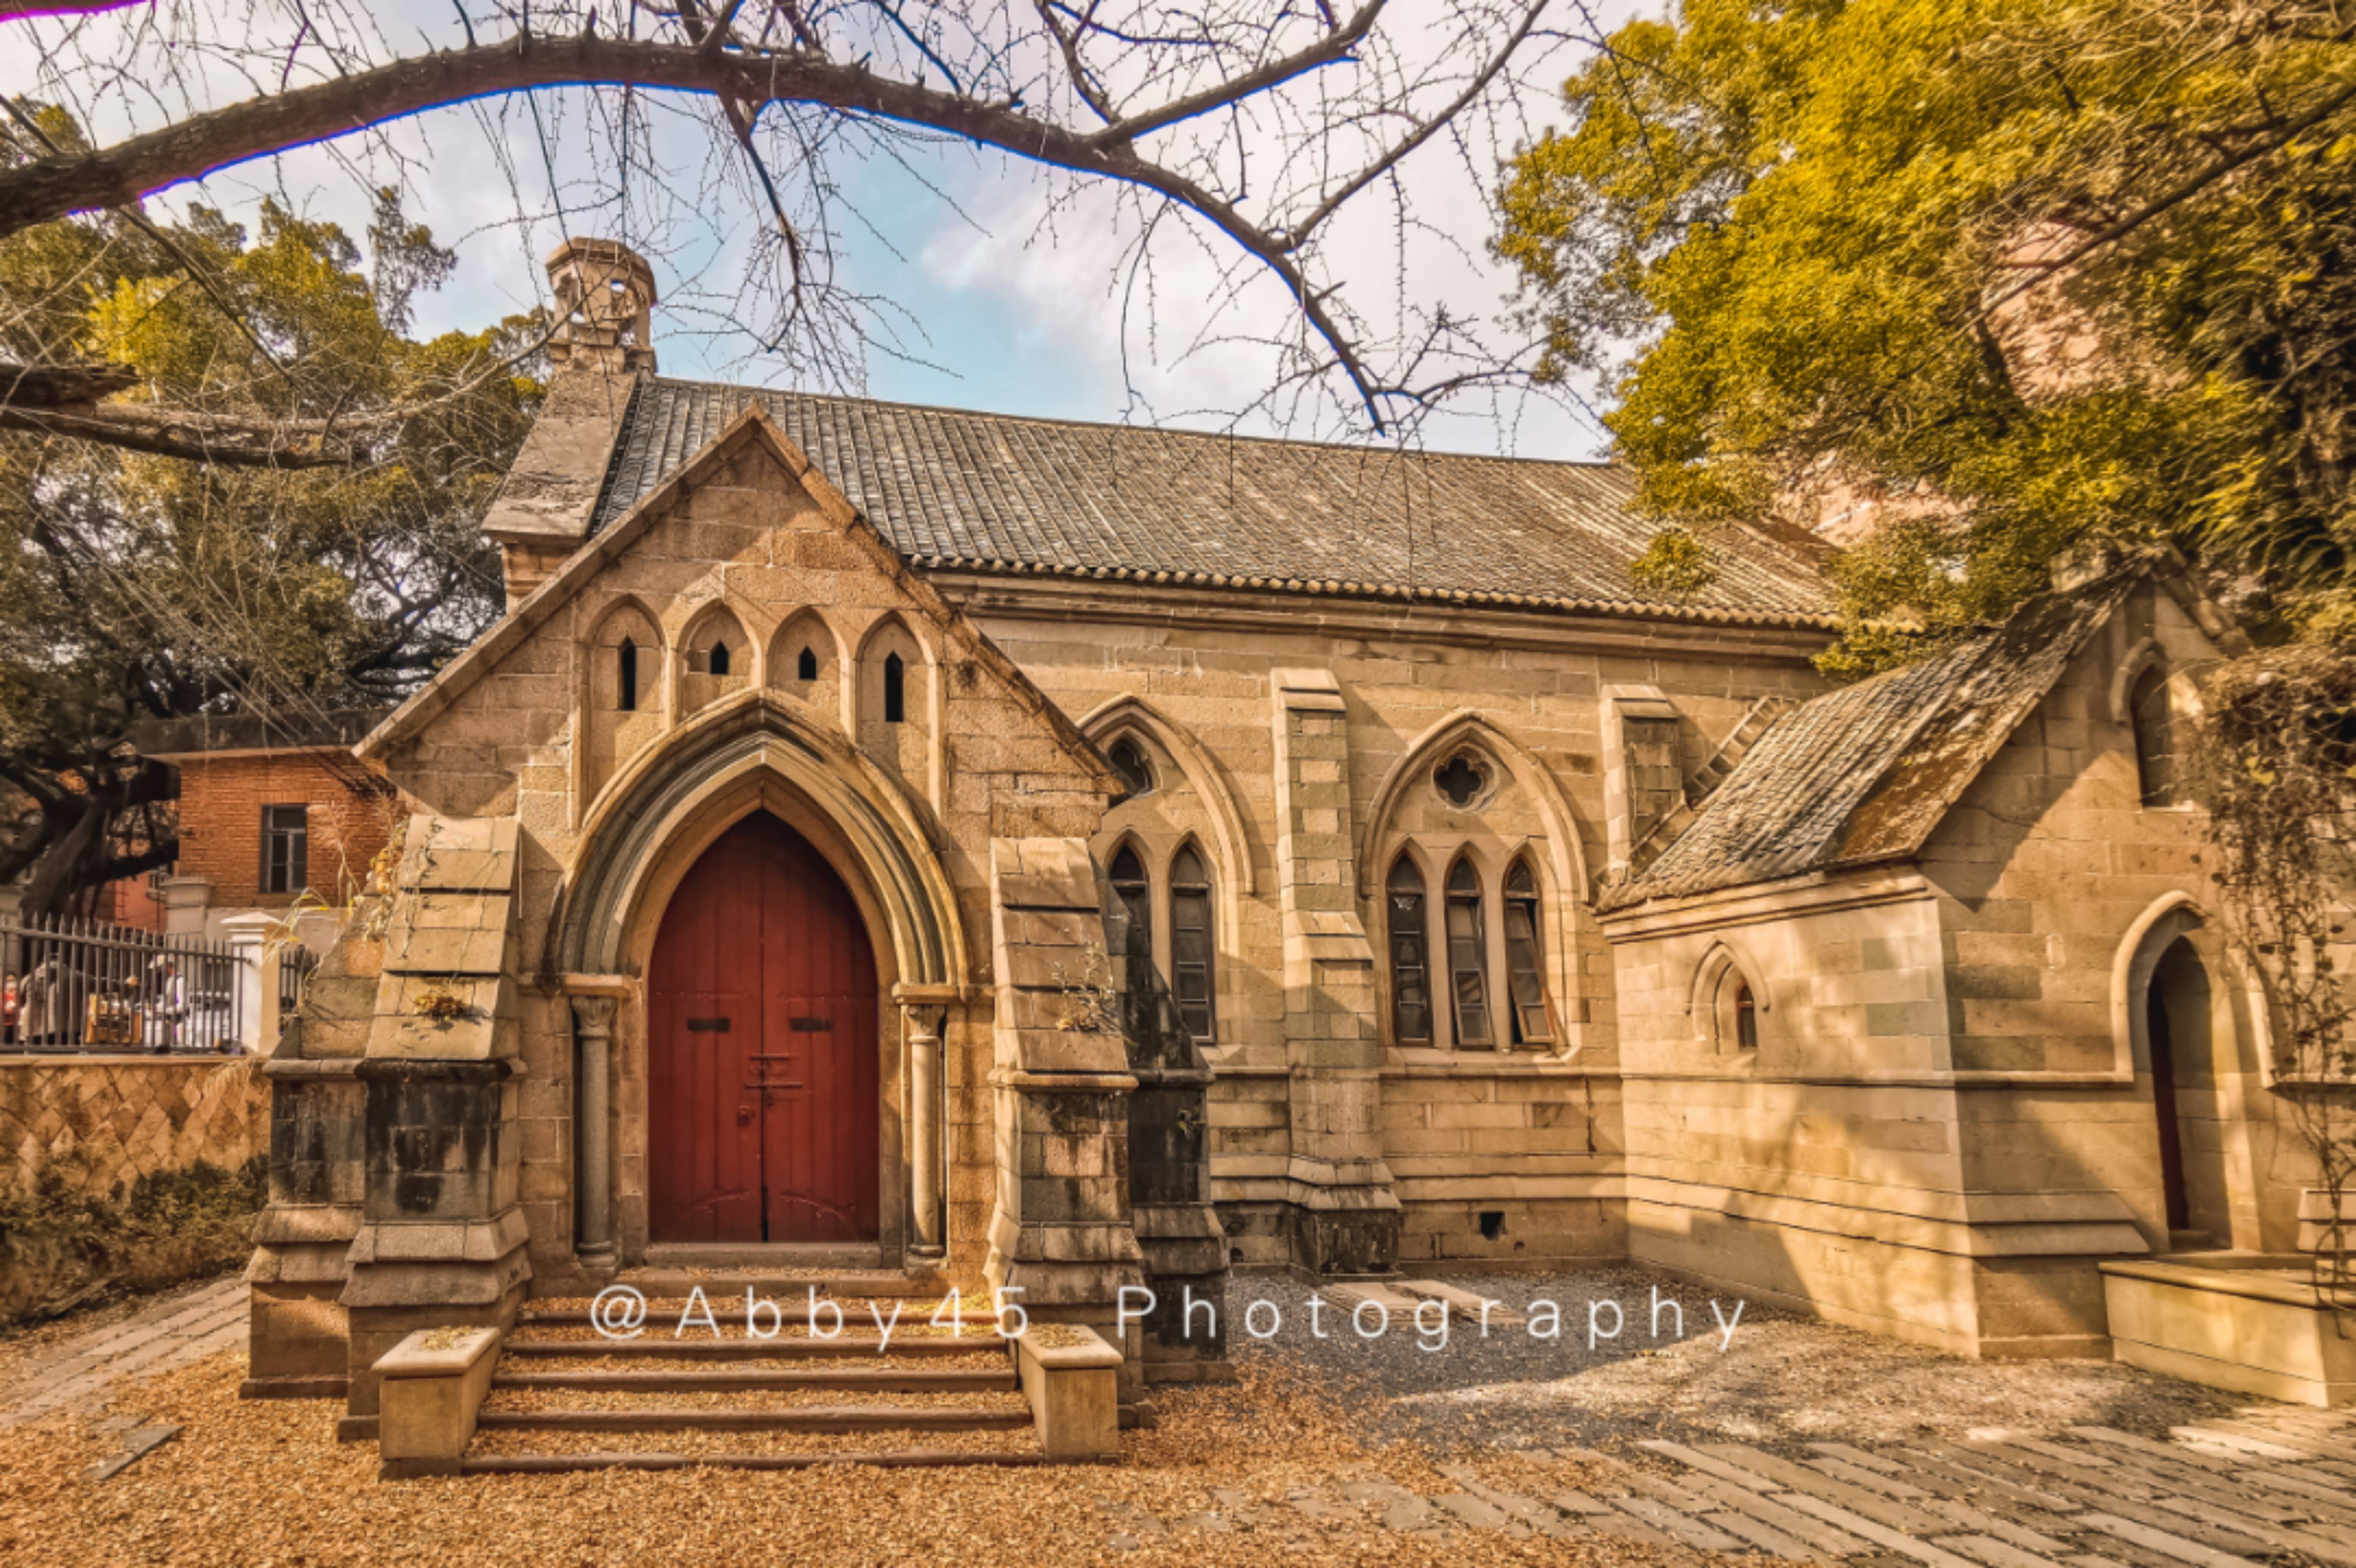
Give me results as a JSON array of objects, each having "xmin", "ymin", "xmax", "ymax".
[{"xmin": 0, "ymin": 1348, "xmax": 1706, "ymax": 1568}]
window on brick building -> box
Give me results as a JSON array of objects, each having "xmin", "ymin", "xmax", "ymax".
[{"xmin": 262, "ymin": 805, "xmax": 309, "ymax": 894}]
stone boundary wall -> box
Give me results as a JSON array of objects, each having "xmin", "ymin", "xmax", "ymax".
[{"xmin": 0, "ymin": 1056, "xmax": 270, "ymax": 1198}]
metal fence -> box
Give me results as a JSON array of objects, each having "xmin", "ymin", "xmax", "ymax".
[
  {"xmin": 278, "ymin": 942, "xmax": 321, "ymax": 1016},
  {"xmin": 0, "ymin": 915, "xmax": 244, "ymax": 1054}
]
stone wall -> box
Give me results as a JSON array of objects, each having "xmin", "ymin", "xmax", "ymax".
[
  {"xmin": 950, "ymin": 577, "xmax": 1827, "ymax": 1268},
  {"xmin": 1602, "ymin": 578, "xmax": 2302, "ymax": 1358},
  {"xmin": 364, "ymin": 415, "xmax": 1124, "ymax": 1290},
  {"xmin": 0, "ymin": 1055, "xmax": 268, "ymax": 1198}
]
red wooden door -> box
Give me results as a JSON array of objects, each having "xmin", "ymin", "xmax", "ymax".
[{"xmin": 649, "ymin": 813, "xmax": 879, "ymax": 1243}]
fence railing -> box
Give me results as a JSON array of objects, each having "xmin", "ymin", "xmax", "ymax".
[
  {"xmin": 278, "ymin": 942, "xmax": 321, "ymax": 1018},
  {"xmin": 0, "ymin": 915, "xmax": 245, "ymax": 1054}
]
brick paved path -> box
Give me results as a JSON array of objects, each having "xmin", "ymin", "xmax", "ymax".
[
  {"xmin": 0, "ymin": 1277, "xmax": 244, "ymax": 1429},
  {"xmin": 1100, "ymin": 1404, "xmax": 2356, "ymax": 1561}
]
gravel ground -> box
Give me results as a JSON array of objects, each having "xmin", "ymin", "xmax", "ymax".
[
  {"xmin": 1222, "ymin": 1265, "xmax": 2242, "ymax": 1454},
  {"xmin": 0, "ymin": 1349, "xmax": 1676, "ymax": 1568}
]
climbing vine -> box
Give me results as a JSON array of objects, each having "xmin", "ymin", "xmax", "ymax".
[{"xmin": 2193, "ymin": 645, "xmax": 2356, "ymax": 1315}]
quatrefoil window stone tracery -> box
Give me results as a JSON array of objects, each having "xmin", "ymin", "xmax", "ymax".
[{"xmin": 1434, "ymin": 752, "xmax": 1489, "ymax": 809}]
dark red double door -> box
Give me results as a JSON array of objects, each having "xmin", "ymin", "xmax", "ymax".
[{"xmin": 649, "ymin": 813, "xmax": 879, "ymax": 1243}]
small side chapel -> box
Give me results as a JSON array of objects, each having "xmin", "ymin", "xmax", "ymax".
[{"xmin": 233, "ymin": 239, "xmax": 2344, "ymax": 1453}]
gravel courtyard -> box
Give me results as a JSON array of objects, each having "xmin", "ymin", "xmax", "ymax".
[
  {"xmin": 0, "ymin": 1264, "xmax": 2314, "ymax": 1568},
  {"xmin": 1218, "ymin": 1267, "xmax": 2241, "ymax": 1452}
]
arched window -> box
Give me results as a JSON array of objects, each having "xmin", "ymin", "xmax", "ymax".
[
  {"xmin": 2131, "ymin": 664, "xmax": 2177, "ymax": 806},
  {"xmin": 1502, "ymin": 858, "xmax": 1555, "ymax": 1047},
  {"xmin": 1169, "ymin": 843, "xmax": 1216, "ymax": 1041},
  {"xmin": 1444, "ymin": 857, "xmax": 1492, "ymax": 1048},
  {"xmin": 1108, "ymin": 843, "xmax": 1152, "ymax": 965},
  {"xmin": 1731, "ymin": 978, "xmax": 1759, "ymax": 1052},
  {"xmin": 706, "ymin": 640, "xmax": 731, "ymax": 677},
  {"xmin": 883, "ymin": 652, "xmax": 906, "ymax": 723},
  {"xmin": 797, "ymin": 645, "xmax": 819, "ymax": 681},
  {"xmin": 1108, "ymin": 737, "xmax": 1154, "ymax": 796},
  {"xmin": 1386, "ymin": 857, "xmax": 1432, "ymax": 1044},
  {"xmin": 618, "ymin": 638, "xmax": 639, "ymax": 712}
]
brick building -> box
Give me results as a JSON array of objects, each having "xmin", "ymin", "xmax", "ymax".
[
  {"xmin": 213, "ymin": 239, "xmax": 2341, "ymax": 1467},
  {"xmin": 129, "ymin": 713, "xmax": 400, "ymax": 938}
]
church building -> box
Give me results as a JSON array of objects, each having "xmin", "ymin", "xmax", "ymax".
[{"xmin": 225, "ymin": 239, "xmax": 2336, "ymax": 1446}]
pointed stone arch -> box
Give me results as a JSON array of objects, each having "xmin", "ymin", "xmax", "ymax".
[
  {"xmin": 1077, "ymin": 694, "xmax": 1256, "ymax": 897},
  {"xmin": 1358, "ymin": 711, "xmax": 1588, "ymax": 904},
  {"xmin": 1689, "ymin": 938, "xmax": 1770, "ymax": 1049},
  {"xmin": 768, "ymin": 606, "xmax": 850, "ymax": 729},
  {"xmin": 580, "ymin": 594, "xmax": 668, "ymax": 810},
  {"xmin": 676, "ymin": 597, "xmax": 755, "ymax": 713},
  {"xmin": 2110, "ymin": 890, "xmax": 2267, "ymax": 1248},
  {"xmin": 548, "ymin": 688, "xmax": 966, "ymax": 991}
]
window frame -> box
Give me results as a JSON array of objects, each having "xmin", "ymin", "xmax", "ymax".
[
  {"xmin": 261, "ymin": 804, "xmax": 309, "ymax": 897},
  {"xmin": 1443, "ymin": 854, "xmax": 1494, "ymax": 1048},
  {"xmin": 1167, "ymin": 841, "xmax": 1217, "ymax": 1043},
  {"xmin": 1501, "ymin": 857, "xmax": 1555, "ymax": 1047},
  {"xmin": 1386, "ymin": 855, "xmax": 1433, "ymax": 1044},
  {"xmin": 2129, "ymin": 662, "xmax": 2178, "ymax": 807}
]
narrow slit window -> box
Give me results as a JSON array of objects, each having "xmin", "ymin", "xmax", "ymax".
[
  {"xmin": 1502, "ymin": 859, "xmax": 1555, "ymax": 1046},
  {"xmin": 797, "ymin": 646, "xmax": 818, "ymax": 681},
  {"xmin": 1733, "ymin": 978, "xmax": 1760, "ymax": 1052},
  {"xmin": 1109, "ymin": 843, "xmax": 1152, "ymax": 965},
  {"xmin": 1387, "ymin": 856, "xmax": 1432, "ymax": 1044},
  {"xmin": 617, "ymin": 638, "xmax": 639, "ymax": 711},
  {"xmin": 1169, "ymin": 844, "xmax": 1216, "ymax": 1042},
  {"xmin": 2130, "ymin": 665, "xmax": 2176, "ymax": 806},
  {"xmin": 1445, "ymin": 857, "xmax": 1492, "ymax": 1048},
  {"xmin": 883, "ymin": 652, "xmax": 906, "ymax": 723},
  {"xmin": 707, "ymin": 641, "xmax": 731, "ymax": 677}
]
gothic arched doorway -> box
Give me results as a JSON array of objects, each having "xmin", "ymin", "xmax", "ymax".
[
  {"xmin": 2145, "ymin": 934, "xmax": 2230, "ymax": 1247},
  {"xmin": 648, "ymin": 811, "xmax": 880, "ymax": 1243}
]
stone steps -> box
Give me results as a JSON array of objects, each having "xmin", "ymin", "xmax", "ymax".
[
  {"xmin": 462, "ymin": 1307, "xmax": 1040, "ymax": 1475},
  {"xmin": 491, "ymin": 1365, "xmax": 1017, "ymax": 1394},
  {"xmin": 500, "ymin": 1335, "xmax": 1006, "ymax": 1360},
  {"xmin": 459, "ymin": 1448, "xmax": 1045, "ymax": 1474},
  {"xmin": 476, "ymin": 1403, "xmax": 1032, "ymax": 1434}
]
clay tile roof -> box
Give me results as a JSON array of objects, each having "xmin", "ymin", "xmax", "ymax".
[
  {"xmin": 585, "ymin": 375, "xmax": 1837, "ymax": 625},
  {"xmin": 1605, "ymin": 571, "xmax": 2141, "ymax": 908}
]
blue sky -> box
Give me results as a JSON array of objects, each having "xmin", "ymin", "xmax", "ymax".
[{"xmin": 4, "ymin": 3, "xmax": 1628, "ymax": 461}]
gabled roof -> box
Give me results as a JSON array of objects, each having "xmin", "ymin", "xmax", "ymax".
[
  {"xmin": 357, "ymin": 405, "xmax": 1124, "ymax": 798},
  {"xmin": 1602, "ymin": 571, "xmax": 2143, "ymax": 909},
  {"xmin": 584, "ymin": 376, "xmax": 1838, "ymax": 627}
]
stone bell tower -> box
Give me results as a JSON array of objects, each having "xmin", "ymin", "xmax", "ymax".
[
  {"xmin": 544, "ymin": 238, "xmax": 658, "ymax": 373},
  {"xmin": 477, "ymin": 239, "xmax": 660, "ymax": 605}
]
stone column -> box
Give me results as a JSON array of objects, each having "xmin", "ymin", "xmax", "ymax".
[
  {"xmin": 569, "ymin": 994, "xmax": 618, "ymax": 1273},
  {"xmin": 220, "ymin": 911, "xmax": 280, "ymax": 1056},
  {"xmin": 904, "ymin": 1002, "xmax": 947, "ymax": 1262},
  {"xmin": 158, "ymin": 874, "xmax": 212, "ymax": 938},
  {"xmin": 1268, "ymin": 669, "xmax": 1399, "ymax": 1275}
]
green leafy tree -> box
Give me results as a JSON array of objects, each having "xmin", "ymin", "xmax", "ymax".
[
  {"xmin": 0, "ymin": 109, "xmax": 540, "ymax": 913},
  {"xmin": 1495, "ymin": 0, "xmax": 2356, "ymax": 671}
]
